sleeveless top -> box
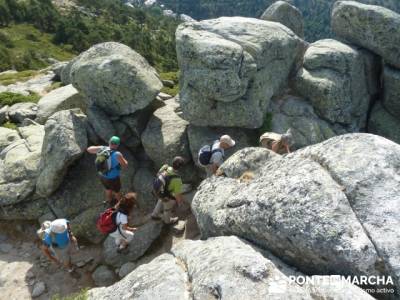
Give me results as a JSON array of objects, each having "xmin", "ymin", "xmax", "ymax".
[{"xmin": 103, "ymin": 150, "xmax": 121, "ymax": 179}]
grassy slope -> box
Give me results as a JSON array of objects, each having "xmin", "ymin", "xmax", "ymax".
[{"xmin": 0, "ymin": 23, "xmax": 75, "ymax": 71}]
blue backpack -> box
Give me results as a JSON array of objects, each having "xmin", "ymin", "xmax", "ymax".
[{"xmin": 198, "ymin": 141, "xmax": 222, "ymax": 166}]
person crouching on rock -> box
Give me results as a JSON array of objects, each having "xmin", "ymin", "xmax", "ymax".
[
  {"xmin": 259, "ymin": 129, "xmax": 293, "ymax": 155},
  {"xmin": 37, "ymin": 219, "xmax": 78, "ymax": 273},
  {"xmin": 87, "ymin": 136, "xmax": 128, "ymax": 206},
  {"xmin": 110, "ymin": 192, "xmax": 138, "ymax": 253},
  {"xmin": 151, "ymin": 156, "xmax": 185, "ymax": 225}
]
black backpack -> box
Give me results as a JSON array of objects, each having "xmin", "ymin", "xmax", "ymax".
[
  {"xmin": 153, "ymin": 172, "xmax": 179, "ymax": 199},
  {"xmin": 198, "ymin": 141, "xmax": 223, "ymax": 166}
]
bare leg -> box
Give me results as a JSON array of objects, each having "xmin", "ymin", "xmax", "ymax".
[{"xmin": 105, "ymin": 189, "xmax": 113, "ymax": 203}]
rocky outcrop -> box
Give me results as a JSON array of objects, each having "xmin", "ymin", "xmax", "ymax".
[
  {"xmin": 89, "ymin": 236, "xmax": 374, "ymax": 300},
  {"xmin": 332, "ymin": 0, "xmax": 400, "ymax": 68},
  {"xmin": 369, "ymin": 101, "xmax": 400, "ymax": 144},
  {"xmin": 192, "ymin": 134, "xmax": 400, "ymax": 291},
  {"xmin": 35, "ymin": 109, "xmax": 87, "ymax": 197},
  {"xmin": 69, "ymin": 42, "xmax": 163, "ymax": 116},
  {"xmin": 176, "ymin": 17, "xmax": 304, "ymax": 128},
  {"xmin": 86, "ymin": 105, "xmax": 116, "ymax": 143},
  {"xmin": 0, "ymin": 124, "xmax": 44, "ymax": 206},
  {"xmin": 92, "ymin": 265, "xmax": 116, "ymax": 287},
  {"xmin": 269, "ymin": 95, "xmax": 337, "ymax": 149},
  {"xmin": 36, "ymin": 84, "xmax": 86, "ymax": 124},
  {"xmin": 260, "ymin": 0, "xmax": 304, "ymax": 38},
  {"xmin": 0, "ymin": 127, "xmax": 20, "ymax": 152},
  {"xmin": 294, "ymin": 39, "xmax": 378, "ymax": 132},
  {"xmin": 0, "ymin": 105, "xmax": 8, "ymax": 124},
  {"xmin": 8, "ymin": 102, "xmax": 38, "ymax": 123},
  {"xmin": 382, "ymin": 65, "xmax": 400, "ymax": 119},
  {"xmin": 133, "ymin": 167, "xmax": 158, "ymax": 213},
  {"xmin": 142, "ymin": 98, "xmax": 197, "ymax": 182},
  {"xmin": 187, "ymin": 125, "xmax": 256, "ymax": 168},
  {"xmin": 103, "ymin": 220, "xmax": 162, "ymax": 267}
]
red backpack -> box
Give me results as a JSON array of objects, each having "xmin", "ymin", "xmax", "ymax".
[{"xmin": 96, "ymin": 208, "xmax": 118, "ymax": 234}]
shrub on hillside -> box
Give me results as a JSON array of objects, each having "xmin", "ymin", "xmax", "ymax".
[{"xmin": 0, "ymin": 92, "xmax": 40, "ymax": 106}]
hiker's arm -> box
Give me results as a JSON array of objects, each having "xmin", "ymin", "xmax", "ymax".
[
  {"xmin": 117, "ymin": 153, "xmax": 128, "ymax": 168},
  {"xmin": 121, "ymin": 223, "xmax": 137, "ymax": 232},
  {"xmin": 67, "ymin": 223, "xmax": 78, "ymax": 246},
  {"xmin": 285, "ymin": 145, "xmax": 291, "ymax": 154},
  {"xmin": 41, "ymin": 245, "xmax": 60, "ymax": 265},
  {"xmin": 87, "ymin": 146, "xmax": 102, "ymax": 154},
  {"xmin": 210, "ymin": 163, "xmax": 219, "ymax": 174},
  {"xmin": 175, "ymin": 193, "xmax": 184, "ymax": 204}
]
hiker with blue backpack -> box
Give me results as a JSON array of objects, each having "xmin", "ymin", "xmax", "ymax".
[
  {"xmin": 87, "ymin": 136, "xmax": 128, "ymax": 206},
  {"xmin": 198, "ymin": 135, "xmax": 236, "ymax": 176},
  {"xmin": 151, "ymin": 156, "xmax": 185, "ymax": 225}
]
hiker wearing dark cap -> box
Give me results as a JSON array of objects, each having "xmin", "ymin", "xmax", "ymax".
[
  {"xmin": 260, "ymin": 129, "xmax": 293, "ymax": 155},
  {"xmin": 151, "ymin": 156, "xmax": 185, "ymax": 224},
  {"xmin": 87, "ymin": 136, "xmax": 128, "ymax": 205}
]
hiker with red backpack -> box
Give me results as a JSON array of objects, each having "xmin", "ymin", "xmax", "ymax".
[
  {"xmin": 198, "ymin": 135, "xmax": 236, "ymax": 177},
  {"xmin": 87, "ymin": 136, "xmax": 128, "ymax": 206},
  {"xmin": 97, "ymin": 193, "xmax": 138, "ymax": 253},
  {"xmin": 151, "ymin": 156, "xmax": 185, "ymax": 225}
]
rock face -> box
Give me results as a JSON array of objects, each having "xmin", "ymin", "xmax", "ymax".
[
  {"xmin": 133, "ymin": 167, "xmax": 158, "ymax": 213},
  {"xmin": 260, "ymin": 0, "xmax": 304, "ymax": 38},
  {"xmin": 142, "ymin": 98, "xmax": 197, "ymax": 182},
  {"xmin": 89, "ymin": 236, "xmax": 374, "ymax": 300},
  {"xmin": 0, "ymin": 124, "xmax": 44, "ymax": 206},
  {"xmin": 0, "ymin": 127, "xmax": 20, "ymax": 152},
  {"xmin": 269, "ymin": 95, "xmax": 337, "ymax": 149},
  {"xmin": 0, "ymin": 105, "xmax": 8, "ymax": 124},
  {"xmin": 332, "ymin": 0, "xmax": 400, "ymax": 69},
  {"xmin": 86, "ymin": 105, "xmax": 116, "ymax": 143},
  {"xmin": 369, "ymin": 101, "xmax": 400, "ymax": 144},
  {"xmin": 192, "ymin": 134, "xmax": 400, "ymax": 291},
  {"xmin": 103, "ymin": 220, "xmax": 162, "ymax": 267},
  {"xmin": 36, "ymin": 109, "xmax": 88, "ymax": 197},
  {"xmin": 36, "ymin": 84, "xmax": 86, "ymax": 124},
  {"xmin": 69, "ymin": 42, "xmax": 163, "ymax": 116},
  {"xmin": 176, "ymin": 17, "xmax": 304, "ymax": 128},
  {"xmin": 382, "ymin": 65, "xmax": 400, "ymax": 119},
  {"xmin": 92, "ymin": 265, "xmax": 116, "ymax": 287},
  {"xmin": 294, "ymin": 39, "xmax": 377, "ymax": 132},
  {"xmin": 8, "ymin": 102, "xmax": 38, "ymax": 123}
]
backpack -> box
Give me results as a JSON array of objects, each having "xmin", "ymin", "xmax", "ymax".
[
  {"xmin": 198, "ymin": 141, "xmax": 223, "ymax": 166},
  {"xmin": 96, "ymin": 207, "xmax": 118, "ymax": 234},
  {"xmin": 153, "ymin": 172, "xmax": 178, "ymax": 199},
  {"xmin": 95, "ymin": 147, "xmax": 113, "ymax": 176}
]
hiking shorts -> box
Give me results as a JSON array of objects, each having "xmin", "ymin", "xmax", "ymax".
[
  {"xmin": 110, "ymin": 227, "xmax": 134, "ymax": 245},
  {"xmin": 53, "ymin": 243, "xmax": 72, "ymax": 264},
  {"xmin": 100, "ymin": 176, "xmax": 121, "ymax": 192}
]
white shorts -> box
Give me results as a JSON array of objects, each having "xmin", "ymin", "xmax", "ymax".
[{"xmin": 110, "ymin": 227, "xmax": 134, "ymax": 245}]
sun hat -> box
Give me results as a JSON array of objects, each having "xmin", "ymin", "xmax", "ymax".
[
  {"xmin": 220, "ymin": 135, "xmax": 236, "ymax": 147},
  {"xmin": 50, "ymin": 219, "xmax": 68, "ymax": 234}
]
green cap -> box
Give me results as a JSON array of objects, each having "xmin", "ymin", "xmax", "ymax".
[{"xmin": 109, "ymin": 136, "xmax": 121, "ymax": 145}]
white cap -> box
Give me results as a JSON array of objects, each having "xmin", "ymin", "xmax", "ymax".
[
  {"xmin": 50, "ymin": 219, "xmax": 68, "ymax": 234},
  {"xmin": 220, "ymin": 135, "xmax": 236, "ymax": 147}
]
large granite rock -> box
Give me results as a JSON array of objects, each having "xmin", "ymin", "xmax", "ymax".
[
  {"xmin": 86, "ymin": 105, "xmax": 116, "ymax": 143},
  {"xmin": 89, "ymin": 236, "xmax": 374, "ymax": 300},
  {"xmin": 69, "ymin": 42, "xmax": 163, "ymax": 116},
  {"xmin": 133, "ymin": 167, "xmax": 158, "ymax": 213},
  {"xmin": 176, "ymin": 17, "xmax": 304, "ymax": 128},
  {"xmin": 0, "ymin": 124, "xmax": 44, "ymax": 206},
  {"xmin": 382, "ymin": 65, "xmax": 400, "ymax": 119},
  {"xmin": 142, "ymin": 98, "xmax": 197, "ymax": 182},
  {"xmin": 368, "ymin": 101, "xmax": 400, "ymax": 144},
  {"xmin": 187, "ymin": 125, "xmax": 256, "ymax": 168},
  {"xmin": 294, "ymin": 39, "xmax": 377, "ymax": 132},
  {"xmin": 269, "ymin": 95, "xmax": 337, "ymax": 149},
  {"xmin": 332, "ymin": 0, "xmax": 400, "ymax": 69},
  {"xmin": 0, "ymin": 127, "xmax": 20, "ymax": 152},
  {"xmin": 192, "ymin": 134, "xmax": 400, "ymax": 292},
  {"xmin": 0, "ymin": 105, "xmax": 8, "ymax": 124},
  {"xmin": 103, "ymin": 220, "xmax": 163, "ymax": 267},
  {"xmin": 92, "ymin": 265, "xmax": 116, "ymax": 287},
  {"xmin": 260, "ymin": 0, "xmax": 304, "ymax": 38},
  {"xmin": 36, "ymin": 84, "xmax": 86, "ymax": 124},
  {"xmin": 36, "ymin": 109, "xmax": 88, "ymax": 197},
  {"xmin": 8, "ymin": 102, "xmax": 38, "ymax": 123}
]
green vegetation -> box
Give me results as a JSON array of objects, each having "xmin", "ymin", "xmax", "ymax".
[
  {"xmin": 51, "ymin": 289, "xmax": 88, "ymax": 300},
  {"xmin": 0, "ymin": 69, "xmax": 40, "ymax": 85},
  {"xmin": 160, "ymin": 71, "xmax": 179, "ymax": 96},
  {"xmin": 45, "ymin": 81, "xmax": 63, "ymax": 93},
  {"xmin": 2, "ymin": 121, "xmax": 17, "ymax": 130},
  {"xmin": 0, "ymin": 92, "xmax": 40, "ymax": 106},
  {"xmin": 0, "ymin": 0, "xmax": 180, "ymax": 73}
]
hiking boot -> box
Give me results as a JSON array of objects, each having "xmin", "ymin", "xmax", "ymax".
[
  {"xmin": 151, "ymin": 215, "xmax": 162, "ymax": 221},
  {"xmin": 117, "ymin": 246, "xmax": 129, "ymax": 254}
]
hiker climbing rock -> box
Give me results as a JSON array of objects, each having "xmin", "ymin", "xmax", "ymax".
[
  {"xmin": 151, "ymin": 156, "xmax": 185, "ymax": 224},
  {"xmin": 260, "ymin": 129, "xmax": 293, "ymax": 154},
  {"xmin": 37, "ymin": 219, "xmax": 78, "ymax": 273},
  {"xmin": 198, "ymin": 135, "xmax": 236, "ymax": 176},
  {"xmin": 87, "ymin": 136, "xmax": 128, "ymax": 205}
]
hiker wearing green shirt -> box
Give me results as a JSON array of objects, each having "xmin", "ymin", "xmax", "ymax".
[{"xmin": 151, "ymin": 156, "xmax": 185, "ymax": 225}]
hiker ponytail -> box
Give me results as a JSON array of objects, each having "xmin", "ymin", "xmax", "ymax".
[{"xmin": 117, "ymin": 192, "xmax": 137, "ymax": 215}]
